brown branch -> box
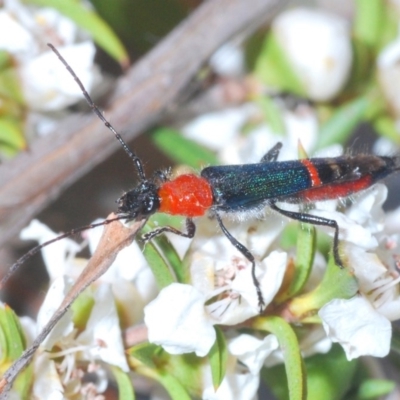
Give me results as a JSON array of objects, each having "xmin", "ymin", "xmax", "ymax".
[{"xmin": 0, "ymin": 0, "xmax": 285, "ymax": 250}]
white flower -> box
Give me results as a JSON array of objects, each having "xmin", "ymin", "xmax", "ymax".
[
  {"xmin": 144, "ymin": 234, "xmax": 287, "ymax": 356},
  {"xmin": 0, "ymin": 0, "xmax": 99, "ymax": 133},
  {"xmin": 318, "ymin": 184, "xmax": 400, "ymax": 360},
  {"xmin": 190, "ymin": 217, "xmax": 288, "ymax": 322},
  {"xmin": 85, "ymin": 220, "xmax": 158, "ymax": 304},
  {"xmin": 20, "ymin": 220, "xmax": 83, "ymax": 281},
  {"xmin": 209, "ymin": 42, "xmax": 245, "ymax": 77},
  {"xmin": 273, "ymin": 8, "xmax": 352, "ymax": 101},
  {"xmin": 228, "ymin": 333, "xmax": 279, "ymax": 375},
  {"xmin": 182, "ymin": 104, "xmax": 256, "ymax": 151},
  {"xmin": 144, "ymin": 283, "xmax": 216, "ymax": 357},
  {"xmin": 202, "ymin": 334, "xmax": 278, "ymax": 400},
  {"xmin": 28, "ymin": 279, "xmax": 129, "ymax": 397},
  {"xmin": 319, "ymin": 296, "xmax": 391, "ymax": 360},
  {"xmin": 20, "ymin": 41, "xmax": 97, "ymax": 112},
  {"xmin": 32, "ymin": 354, "xmax": 64, "ymax": 400},
  {"xmin": 78, "ymin": 284, "xmax": 130, "ymax": 371},
  {"xmin": 378, "ymin": 27, "xmax": 400, "ymax": 117},
  {"xmin": 36, "ymin": 276, "xmax": 75, "ymax": 350},
  {"xmin": 182, "ymin": 92, "xmax": 318, "ymax": 163},
  {"xmin": 202, "ymin": 366, "xmax": 259, "ymax": 400},
  {"xmin": 309, "ymin": 184, "xmax": 388, "ymax": 251}
]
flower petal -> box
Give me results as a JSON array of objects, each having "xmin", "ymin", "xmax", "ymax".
[
  {"xmin": 228, "ymin": 333, "xmax": 279, "ymax": 375},
  {"xmin": 144, "ymin": 283, "xmax": 216, "ymax": 357},
  {"xmin": 78, "ymin": 284, "xmax": 129, "ymax": 371},
  {"xmin": 319, "ymin": 296, "xmax": 391, "ymax": 360},
  {"xmin": 37, "ymin": 276, "xmax": 74, "ymax": 350}
]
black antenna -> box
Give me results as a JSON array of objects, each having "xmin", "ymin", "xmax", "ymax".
[
  {"xmin": 47, "ymin": 43, "xmax": 146, "ymax": 182},
  {"xmin": 0, "ymin": 215, "xmax": 126, "ymax": 289}
]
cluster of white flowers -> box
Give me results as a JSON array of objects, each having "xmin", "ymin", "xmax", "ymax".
[
  {"xmin": 4, "ymin": 4, "xmax": 400, "ymax": 400},
  {"xmin": 17, "ymin": 104, "xmax": 400, "ymax": 399},
  {"xmin": 0, "ymin": 0, "xmax": 98, "ymax": 136}
]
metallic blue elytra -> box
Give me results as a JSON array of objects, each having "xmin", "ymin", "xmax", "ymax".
[{"xmin": 201, "ymin": 161, "xmax": 311, "ymax": 211}]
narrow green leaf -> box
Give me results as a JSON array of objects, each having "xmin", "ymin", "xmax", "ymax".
[
  {"xmin": 154, "ymin": 235, "xmax": 187, "ymax": 284},
  {"xmin": 254, "ymin": 95, "xmax": 285, "ymax": 135},
  {"xmin": 25, "ymin": 0, "xmax": 128, "ymax": 64},
  {"xmin": 373, "ymin": 116, "xmax": 400, "ymax": 144},
  {"xmin": 354, "ymin": 0, "xmax": 384, "ymax": 51},
  {"xmin": 70, "ymin": 290, "xmax": 94, "ymax": 330},
  {"xmin": 390, "ymin": 326, "xmax": 400, "ymax": 356},
  {"xmin": 253, "ymin": 33, "xmax": 305, "ymax": 96},
  {"xmin": 0, "ymin": 67, "xmax": 24, "ymax": 104},
  {"xmin": 152, "ymin": 128, "xmax": 218, "ymax": 169},
  {"xmin": 129, "ymin": 345, "xmax": 192, "ymax": 400},
  {"xmin": 0, "ymin": 118, "xmax": 25, "ymax": 152},
  {"xmin": 286, "ymin": 223, "xmax": 315, "ymax": 300},
  {"xmin": 128, "ymin": 343, "xmax": 162, "ymax": 369},
  {"xmin": 0, "ymin": 50, "xmax": 12, "ymax": 71},
  {"xmin": 358, "ymin": 379, "xmax": 395, "ymax": 399},
  {"xmin": 129, "ymin": 344, "xmax": 203, "ymax": 398},
  {"xmin": 263, "ymin": 344, "xmax": 357, "ymax": 400},
  {"xmin": 208, "ymin": 326, "xmax": 228, "ymax": 390},
  {"xmin": 307, "ymin": 344, "xmax": 357, "ymax": 400},
  {"xmin": 316, "ymin": 97, "xmax": 370, "ymax": 150},
  {"xmin": 0, "ymin": 305, "xmax": 33, "ymax": 398},
  {"xmin": 289, "ymin": 254, "xmax": 358, "ymax": 320},
  {"xmin": 147, "ymin": 214, "xmax": 188, "ymax": 283},
  {"xmin": 253, "ymin": 316, "xmax": 306, "ymax": 400},
  {"xmin": 152, "ymin": 371, "xmax": 192, "ymax": 400},
  {"xmin": 110, "ymin": 366, "xmax": 136, "ymax": 400},
  {"xmin": 140, "ymin": 237, "xmax": 176, "ymax": 289},
  {"xmin": 140, "ymin": 222, "xmax": 184, "ymax": 287},
  {"xmin": 0, "ymin": 305, "xmax": 26, "ymax": 360}
]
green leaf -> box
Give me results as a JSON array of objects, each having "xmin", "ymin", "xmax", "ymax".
[
  {"xmin": 0, "ymin": 305, "xmax": 26, "ymax": 362},
  {"xmin": 129, "ymin": 344, "xmax": 192, "ymax": 400},
  {"xmin": 254, "ymin": 95, "xmax": 285, "ymax": 135},
  {"xmin": 128, "ymin": 343, "xmax": 163, "ymax": 369},
  {"xmin": 89, "ymin": 0, "xmax": 187, "ymax": 55},
  {"xmin": 0, "ymin": 305, "xmax": 33, "ymax": 398},
  {"xmin": 25, "ymin": 0, "xmax": 128, "ymax": 65},
  {"xmin": 265, "ymin": 343, "xmax": 357, "ymax": 400},
  {"xmin": 0, "ymin": 118, "xmax": 25, "ymax": 148},
  {"xmin": 373, "ymin": 116, "xmax": 400, "ymax": 144},
  {"xmin": 254, "ymin": 316, "xmax": 306, "ymax": 400},
  {"xmin": 0, "ymin": 67, "xmax": 24, "ymax": 104},
  {"xmin": 151, "ymin": 128, "xmax": 218, "ymax": 169},
  {"xmin": 354, "ymin": 0, "xmax": 384, "ymax": 52},
  {"xmin": 283, "ymin": 223, "xmax": 315, "ymax": 301},
  {"xmin": 139, "ymin": 229, "xmax": 176, "ymax": 289},
  {"xmin": 307, "ymin": 344, "xmax": 357, "ymax": 400},
  {"xmin": 358, "ymin": 379, "xmax": 395, "ymax": 399},
  {"xmin": 208, "ymin": 326, "xmax": 228, "ymax": 390},
  {"xmin": 390, "ymin": 325, "xmax": 400, "ymax": 356},
  {"xmin": 145, "ymin": 216, "xmax": 188, "ymax": 284},
  {"xmin": 288, "ymin": 254, "xmax": 358, "ymax": 320},
  {"xmin": 316, "ymin": 96, "xmax": 370, "ymax": 150},
  {"xmin": 151, "ymin": 371, "xmax": 192, "ymax": 400},
  {"xmin": 167, "ymin": 353, "xmax": 203, "ymax": 397},
  {"xmin": 0, "ymin": 51, "xmax": 12, "ymax": 71},
  {"xmin": 111, "ymin": 366, "xmax": 136, "ymax": 400},
  {"xmin": 253, "ymin": 32, "xmax": 305, "ymax": 96},
  {"xmin": 71, "ymin": 289, "xmax": 94, "ymax": 330},
  {"xmin": 0, "ymin": 118, "xmax": 26, "ymax": 158}
]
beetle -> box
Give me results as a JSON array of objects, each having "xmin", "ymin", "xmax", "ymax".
[{"xmin": 4, "ymin": 44, "xmax": 400, "ymax": 312}]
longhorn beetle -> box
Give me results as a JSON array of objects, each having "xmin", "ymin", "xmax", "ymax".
[{"xmin": 3, "ymin": 44, "xmax": 400, "ymax": 312}]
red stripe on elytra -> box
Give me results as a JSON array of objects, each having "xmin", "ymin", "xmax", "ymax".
[
  {"xmin": 301, "ymin": 159, "xmax": 322, "ymax": 187},
  {"xmin": 299, "ymin": 175, "xmax": 373, "ymax": 202}
]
